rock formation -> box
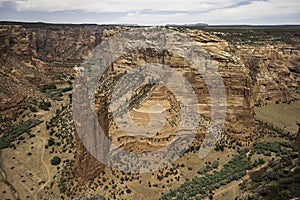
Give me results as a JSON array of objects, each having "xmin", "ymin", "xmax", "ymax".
[
  {"xmin": 0, "ymin": 23, "xmax": 106, "ymax": 132},
  {"xmin": 74, "ymin": 93, "xmax": 110, "ymax": 182},
  {"xmin": 0, "ymin": 24, "xmax": 105, "ymax": 64},
  {"xmin": 2, "ymin": 23, "xmax": 299, "ymax": 181},
  {"xmin": 232, "ymin": 44, "xmax": 300, "ymax": 106},
  {"xmin": 100, "ymin": 27, "xmax": 255, "ymax": 135}
]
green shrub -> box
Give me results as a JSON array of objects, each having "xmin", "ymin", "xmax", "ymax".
[
  {"xmin": 56, "ymin": 109, "xmax": 61, "ymax": 115},
  {"xmin": 212, "ymin": 161, "xmax": 219, "ymax": 169},
  {"xmin": 126, "ymin": 188, "xmax": 131, "ymax": 193},
  {"xmin": 39, "ymin": 101, "xmax": 52, "ymax": 111},
  {"xmin": 197, "ymin": 165, "xmax": 212, "ymax": 174},
  {"xmin": 41, "ymin": 84, "xmax": 57, "ymax": 93},
  {"xmin": 30, "ymin": 106, "xmax": 38, "ymax": 112},
  {"xmin": 51, "ymin": 156, "xmax": 61, "ymax": 165},
  {"xmin": 62, "ymin": 87, "xmax": 72, "ymax": 92},
  {"xmin": 47, "ymin": 137, "xmax": 55, "ymax": 146}
]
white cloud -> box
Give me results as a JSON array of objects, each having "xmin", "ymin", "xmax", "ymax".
[
  {"xmin": 0, "ymin": 0, "xmax": 299, "ymax": 24},
  {"xmin": 118, "ymin": 0, "xmax": 300, "ymax": 25},
  {"xmin": 0, "ymin": 0, "xmax": 254, "ymax": 12}
]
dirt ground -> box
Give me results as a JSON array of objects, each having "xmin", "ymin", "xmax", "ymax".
[
  {"xmin": 2, "ymin": 87, "xmax": 299, "ymax": 200},
  {"xmin": 0, "ymin": 85, "xmax": 72, "ymax": 200}
]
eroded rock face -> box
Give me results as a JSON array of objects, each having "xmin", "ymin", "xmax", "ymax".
[
  {"xmin": 0, "ymin": 25, "xmax": 104, "ymax": 63},
  {"xmin": 74, "ymin": 94, "xmax": 109, "ymax": 182},
  {"xmin": 100, "ymin": 27, "xmax": 255, "ymax": 135},
  {"xmin": 0, "ymin": 24, "xmax": 106, "ymax": 132},
  {"xmin": 185, "ymin": 29, "xmax": 255, "ymax": 132},
  {"xmin": 232, "ymin": 44, "xmax": 300, "ymax": 106}
]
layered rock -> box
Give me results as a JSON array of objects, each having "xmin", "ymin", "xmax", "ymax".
[
  {"xmin": 0, "ymin": 24, "xmax": 107, "ymax": 132},
  {"xmin": 100, "ymin": 27, "xmax": 255, "ymax": 136},
  {"xmin": 0, "ymin": 24, "xmax": 105, "ymax": 64},
  {"xmin": 74, "ymin": 92, "xmax": 110, "ymax": 182},
  {"xmin": 232, "ymin": 44, "xmax": 300, "ymax": 106}
]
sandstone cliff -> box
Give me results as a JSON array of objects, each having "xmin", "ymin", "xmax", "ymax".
[
  {"xmin": 0, "ymin": 24, "xmax": 104, "ymax": 63},
  {"xmin": 232, "ymin": 43, "xmax": 300, "ymax": 106},
  {"xmin": 0, "ymin": 24, "xmax": 106, "ymax": 132},
  {"xmin": 74, "ymin": 94, "xmax": 109, "ymax": 182},
  {"xmin": 100, "ymin": 27, "xmax": 255, "ymax": 136}
]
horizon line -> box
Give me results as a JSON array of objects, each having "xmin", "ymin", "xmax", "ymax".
[{"xmin": 1, "ymin": 20, "xmax": 300, "ymax": 27}]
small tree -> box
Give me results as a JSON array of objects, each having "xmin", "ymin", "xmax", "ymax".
[
  {"xmin": 126, "ymin": 188, "xmax": 131, "ymax": 193},
  {"xmin": 212, "ymin": 161, "xmax": 219, "ymax": 169},
  {"xmin": 48, "ymin": 137, "xmax": 55, "ymax": 146},
  {"xmin": 51, "ymin": 156, "xmax": 61, "ymax": 166}
]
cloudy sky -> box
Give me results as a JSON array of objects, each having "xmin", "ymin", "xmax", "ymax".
[{"xmin": 0, "ymin": 0, "xmax": 299, "ymax": 25}]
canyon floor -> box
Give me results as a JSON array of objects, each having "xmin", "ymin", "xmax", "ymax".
[
  {"xmin": 255, "ymin": 100, "xmax": 300, "ymax": 134},
  {"xmin": 1, "ymin": 97, "xmax": 298, "ymax": 200}
]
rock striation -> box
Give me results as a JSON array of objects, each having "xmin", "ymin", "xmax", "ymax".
[
  {"xmin": 232, "ymin": 44, "xmax": 300, "ymax": 106},
  {"xmin": 74, "ymin": 93, "xmax": 110, "ymax": 182},
  {"xmin": 100, "ymin": 27, "xmax": 255, "ymax": 135},
  {"xmin": 0, "ymin": 24, "xmax": 104, "ymax": 64}
]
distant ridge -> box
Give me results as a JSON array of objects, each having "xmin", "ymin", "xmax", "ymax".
[
  {"xmin": 0, "ymin": 21, "xmax": 102, "ymax": 27},
  {"xmin": 0, "ymin": 21, "xmax": 299, "ymax": 29},
  {"xmin": 166, "ymin": 23, "xmax": 209, "ymax": 27},
  {"xmin": 0, "ymin": 21, "xmax": 140, "ymax": 28}
]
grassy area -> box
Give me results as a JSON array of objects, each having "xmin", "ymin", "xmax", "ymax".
[{"xmin": 0, "ymin": 119, "xmax": 43, "ymax": 149}]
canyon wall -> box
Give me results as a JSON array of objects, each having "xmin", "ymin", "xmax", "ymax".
[
  {"xmin": 101, "ymin": 27, "xmax": 255, "ymax": 135},
  {"xmin": 0, "ymin": 24, "xmax": 106, "ymax": 132},
  {"xmin": 232, "ymin": 44, "xmax": 300, "ymax": 106},
  {"xmin": 0, "ymin": 24, "xmax": 104, "ymax": 63},
  {"xmin": 74, "ymin": 94, "xmax": 109, "ymax": 182}
]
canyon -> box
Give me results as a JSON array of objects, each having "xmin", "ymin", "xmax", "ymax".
[{"xmin": 0, "ymin": 23, "xmax": 299, "ymax": 199}]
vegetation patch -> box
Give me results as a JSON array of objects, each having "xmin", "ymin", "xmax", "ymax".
[
  {"xmin": 0, "ymin": 119, "xmax": 42, "ymax": 149},
  {"xmin": 51, "ymin": 156, "xmax": 61, "ymax": 166},
  {"xmin": 161, "ymin": 149, "xmax": 251, "ymax": 199},
  {"xmin": 41, "ymin": 84, "xmax": 72, "ymax": 101},
  {"xmin": 251, "ymin": 141, "xmax": 293, "ymax": 157}
]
